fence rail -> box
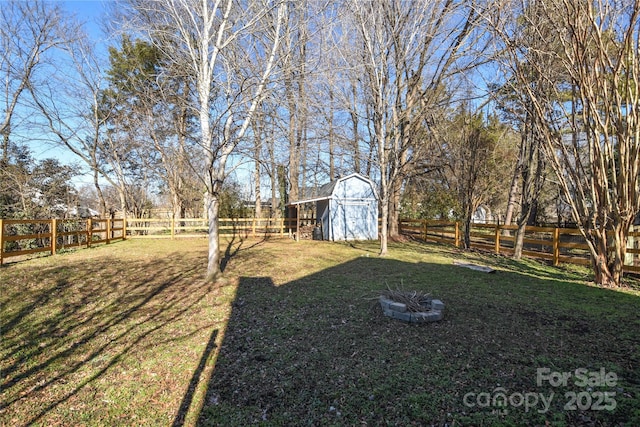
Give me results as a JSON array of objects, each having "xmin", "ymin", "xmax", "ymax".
[
  {"xmin": 399, "ymin": 218, "xmax": 640, "ymax": 273},
  {"xmin": 5, "ymin": 216, "xmax": 639, "ymax": 274},
  {"xmin": 0, "ymin": 216, "xmax": 321, "ymax": 265},
  {"xmin": 0, "ymin": 218, "xmax": 125, "ymax": 265},
  {"xmin": 124, "ymin": 217, "xmax": 306, "ymax": 238}
]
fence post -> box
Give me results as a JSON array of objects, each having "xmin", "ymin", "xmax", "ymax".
[
  {"xmin": 171, "ymin": 217, "xmax": 175, "ymax": 240},
  {"xmin": 122, "ymin": 217, "xmax": 127, "ymax": 240},
  {"xmin": 0, "ymin": 218, "xmax": 4, "ymax": 266},
  {"xmin": 51, "ymin": 218, "xmax": 57, "ymax": 255},
  {"xmin": 106, "ymin": 218, "xmax": 111, "ymax": 244},
  {"xmin": 455, "ymin": 222, "xmax": 460, "ymax": 248},
  {"xmin": 553, "ymin": 228, "xmax": 560, "ymax": 266},
  {"xmin": 494, "ymin": 224, "xmax": 500, "ymax": 254}
]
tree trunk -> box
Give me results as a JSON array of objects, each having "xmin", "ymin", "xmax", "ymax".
[
  {"xmin": 592, "ymin": 253, "xmax": 615, "ymax": 287},
  {"xmin": 328, "ymin": 89, "xmax": 335, "ymax": 179},
  {"xmin": 254, "ymin": 118, "xmax": 262, "ymax": 219},
  {"xmin": 376, "ymin": 103, "xmax": 388, "ymax": 256},
  {"xmin": 365, "ymin": 138, "xmax": 374, "ymax": 178},
  {"xmin": 589, "ymin": 223, "xmax": 627, "ymax": 287},
  {"xmin": 379, "ymin": 192, "xmax": 388, "ymax": 256},
  {"xmin": 388, "ymin": 147, "xmax": 408, "ymax": 237},
  {"xmin": 172, "ymin": 192, "xmax": 182, "ymax": 220},
  {"xmin": 205, "ymin": 192, "xmax": 221, "ymax": 282},
  {"xmin": 93, "ymin": 168, "xmax": 107, "ymax": 217},
  {"xmin": 462, "ymin": 202, "xmax": 473, "ymax": 249},
  {"xmin": 388, "ymin": 177, "xmax": 402, "ymax": 237},
  {"xmin": 173, "ymin": 105, "xmax": 188, "ymax": 225},
  {"xmin": 513, "ymin": 220, "xmax": 526, "ymax": 259},
  {"xmin": 172, "ymin": 188, "xmax": 185, "ymax": 233},
  {"xmin": 287, "ymin": 102, "xmax": 299, "ymax": 203},
  {"xmin": 513, "ymin": 197, "xmax": 534, "ymax": 260},
  {"xmin": 269, "ymin": 142, "xmax": 278, "ymax": 218},
  {"xmin": 277, "ymin": 164, "xmax": 287, "ymax": 215},
  {"xmin": 299, "ymin": 127, "xmax": 308, "ymax": 198},
  {"xmin": 527, "ymin": 201, "xmax": 539, "ymax": 226},
  {"xmin": 503, "ymin": 164, "xmax": 520, "ymax": 227},
  {"xmin": 610, "ymin": 224, "xmax": 627, "ymax": 286},
  {"xmin": 254, "ymin": 167, "xmax": 262, "ymax": 219},
  {"xmin": 378, "ymin": 116, "xmax": 388, "ymax": 255},
  {"xmin": 117, "ymin": 186, "xmax": 127, "ymax": 218},
  {"xmin": 350, "ymin": 80, "xmax": 360, "ymax": 174},
  {"xmin": 513, "ymin": 112, "xmax": 545, "ymax": 260},
  {"xmin": 591, "ymin": 229, "xmax": 615, "ymax": 287}
]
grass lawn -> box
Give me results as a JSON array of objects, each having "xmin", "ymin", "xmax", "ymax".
[{"xmin": 1, "ymin": 237, "xmax": 639, "ymax": 426}]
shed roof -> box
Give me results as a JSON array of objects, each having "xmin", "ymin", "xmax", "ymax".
[{"xmin": 288, "ymin": 173, "xmax": 377, "ymax": 206}]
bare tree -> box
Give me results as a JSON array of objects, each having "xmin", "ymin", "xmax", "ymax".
[
  {"xmin": 0, "ymin": 1, "xmax": 71, "ymax": 161},
  {"xmin": 486, "ymin": 0, "xmax": 640, "ymax": 286},
  {"xmin": 343, "ymin": 0, "xmax": 480, "ymax": 255},
  {"xmin": 28, "ymin": 27, "xmax": 133, "ymax": 217},
  {"xmin": 274, "ymin": 0, "xmax": 312, "ymax": 203},
  {"xmin": 252, "ymin": 105, "xmax": 265, "ymax": 219},
  {"xmin": 123, "ymin": 0, "xmax": 287, "ymax": 281}
]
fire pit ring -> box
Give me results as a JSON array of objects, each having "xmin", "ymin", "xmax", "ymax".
[{"xmin": 379, "ymin": 294, "xmax": 445, "ymax": 323}]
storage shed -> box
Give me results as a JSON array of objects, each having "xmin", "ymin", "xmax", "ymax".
[{"xmin": 288, "ymin": 173, "xmax": 378, "ymax": 241}]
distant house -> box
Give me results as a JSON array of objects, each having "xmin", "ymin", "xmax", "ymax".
[
  {"xmin": 471, "ymin": 205, "xmax": 491, "ymax": 224},
  {"xmin": 288, "ymin": 173, "xmax": 379, "ymax": 241},
  {"xmin": 67, "ymin": 206, "xmax": 100, "ymax": 218},
  {"xmin": 51, "ymin": 204, "xmax": 100, "ymax": 218}
]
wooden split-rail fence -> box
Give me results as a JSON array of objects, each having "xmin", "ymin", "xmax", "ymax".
[
  {"xmin": 125, "ymin": 217, "xmax": 297, "ymax": 239},
  {"xmin": 2, "ymin": 216, "xmax": 640, "ymax": 274},
  {"xmin": 399, "ymin": 218, "xmax": 640, "ymax": 274},
  {"xmin": 0, "ymin": 216, "xmax": 316, "ymax": 265},
  {"xmin": 0, "ymin": 218, "xmax": 125, "ymax": 265}
]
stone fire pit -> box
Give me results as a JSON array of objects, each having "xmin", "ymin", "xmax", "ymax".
[{"xmin": 379, "ymin": 291, "xmax": 445, "ymax": 323}]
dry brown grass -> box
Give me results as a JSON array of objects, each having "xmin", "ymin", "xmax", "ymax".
[
  {"xmin": 380, "ymin": 285, "xmax": 433, "ymax": 312},
  {"xmin": 1, "ymin": 237, "xmax": 639, "ymax": 426}
]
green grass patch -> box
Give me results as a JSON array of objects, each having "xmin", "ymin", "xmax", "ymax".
[{"xmin": 1, "ymin": 237, "xmax": 638, "ymax": 426}]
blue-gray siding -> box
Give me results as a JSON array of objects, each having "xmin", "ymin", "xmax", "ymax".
[{"xmin": 319, "ymin": 174, "xmax": 378, "ymax": 241}]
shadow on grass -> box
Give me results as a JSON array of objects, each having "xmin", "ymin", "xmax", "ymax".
[
  {"xmin": 172, "ymin": 328, "xmax": 218, "ymax": 427},
  {"xmin": 0, "ymin": 249, "xmax": 219, "ymax": 427},
  {"xmin": 220, "ymin": 234, "xmax": 271, "ymax": 273},
  {"xmin": 196, "ymin": 256, "xmax": 640, "ymax": 426},
  {"xmin": 396, "ymin": 239, "xmax": 593, "ymax": 284}
]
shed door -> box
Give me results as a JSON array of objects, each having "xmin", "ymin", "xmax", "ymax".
[{"xmin": 342, "ymin": 201, "xmax": 371, "ymax": 240}]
